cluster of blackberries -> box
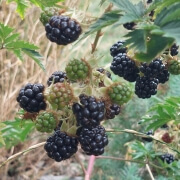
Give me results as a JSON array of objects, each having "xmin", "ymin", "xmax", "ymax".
[
  {"xmin": 47, "ymin": 71, "xmax": 67, "ymax": 86},
  {"xmin": 135, "ymin": 59, "xmax": 169, "ymax": 98},
  {"xmin": 105, "ymin": 104, "xmax": 121, "ymax": 119},
  {"xmin": 160, "ymin": 153, "xmax": 175, "ymax": 164},
  {"xmin": 45, "ymin": 15, "xmax": 82, "ymax": 45},
  {"xmin": 44, "ymin": 130, "xmax": 78, "ymax": 162},
  {"xmin": 17, "ymin": 83, "xmax": 46, "ymax": 113}
]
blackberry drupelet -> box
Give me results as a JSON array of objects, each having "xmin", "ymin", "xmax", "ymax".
[
  {"xmin": 110, "ymin": 40, "xmax": 127, "ymax": 57},
  {"xmin": 123, "ymin": 22, "xmax": 136, "ymax": 30},
  {"xmin": 77, "ymin": 125, "xmax": 108, "ymax": 156},
  {"xmin": 135, "ymin": 76, "xmax": 159, "ymax": 99},
  {"xmin": 140, "ymin": 59, "xmax": 169, "ymax": 84},
  {"xmin": 17, "ymin": 83, "xmax": 46, "ymax": 113},
  {"xmin": 160, "ymin": 153, "xmax": 175, "ymax": 164},
  {"xmin": 142, "ymin": 130, "xmax": 153, "ymax": 142},
  {"xmin": 97, "ymin": 68, "xmax": 112, "ymax": 79},
  {"xmin": 47, "ymin": 71, "xmax": 67, "ymax": 86},
  {"xmin": 72, "ymin": 94, "xmax": 105, "ymax": 128},
  {"xmin": 105, "ymin": 104, "xmax": 121, "ymax": 119},
  {"xmin": 44, "ymin": 130, "xmax": 78, "ymax": 162},
  {"xmin": 45, "ymin": 15, "xmax": 82, "ymax": 45},
  {"xmin": 170, "ymin": 43, "xmax": 179, "ymax": 56},
  {"xmin": 110, "ymin": 53, "xmax": 139, "ymax": 82},
  {"xmin": 35, "ymin": 112, "xmax": 57, "ymax": 133}
]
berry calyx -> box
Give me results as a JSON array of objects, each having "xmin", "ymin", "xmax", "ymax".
[
  {"xmin": 167, "ymin": 60, "xmax": 180, "ymax": 75},
  {"xmin": 77, "ymin": 125, "xmax": 108, "ymax": 156},
  {"xmin": 45, "ymin": 82, "xmax": 74, "ymax": 110},
  {"xmin": 106, "ymin": 83, "xmax": 132, "ymax": 105},
  {"xmin": 135, "ymin": 76, "xmax": 159, "ymax": 99},
  {"xmin": 47, "ymin": 71, "xmax": 67, "ymax": 86},
  {"xmin": 110, "ymin": 53, "xmax": 139, "ymax": 82},
  {"xmin": 45, "ymin": 15, "xmax": 82, "ymax": 45},
  {"xmin": 35, "ymin": 111, "xmax": 57, "ymax": 133},
  {"xmin": 110, "ymin": 40, "xmax": 127, "ymax": 57},
  {"xmin": 72, "ymin": 94, "xmax": 105, "ymax": 128},
  {"xmin": 44, "ymin": 130, "xmax": 78, "ymax": 162},
  {"xmin": 65, "ymin": 59, "xmax": 90, "ymax": 81},
  {"xmin": 16, "ymin": 83, "xmax": 47, "ymax": 113}
]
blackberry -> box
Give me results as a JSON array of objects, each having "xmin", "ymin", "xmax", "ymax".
[
  {"xmin": 47, "ymin": 71, "xmax": 67, "ymax": 86},
  {"xmin": 35, "ymin": 112, "xmax": 57, "ymax": 133},
  {"xmin": 65, "ymin": 59, "xmax": 90, "ymax": 81},
  {"xmin": 170, "ymin": 43, "xmax": 179, "ymax": 56},
  {"xmin": 110, "ymin": 40, "xmax": 127, "ymax": 57},
  {"xmin": 97, "ymin": 68, "xmax": 112, "ymax": 79},
  {"xmin": 147, "ymin": 0, "xmax": 152, "ymax": 3},
  {"xmin": 45, "ymin": 15, "xmax": 82, "ymax": 45},
  {"xmin": 77, "ymin": 126, "xmax": 108, "ymax": 156},
  {"xmin": 107, "ymin": 83, "xmax": 133, "ymax": 105},
  {"xmin": 72, "ymin": 94, "xmax": 105, "ymax": 128},
  {"xmin": 123, "ymin": 22, "xmax": 136, "ymax": 30},
  {"xmin": 135, "ymin": 76, "xmax": 159, "ymax": 99},
  {"xmin": 168, "ymin": 60, "xmax": 180, "ymax": 75},
  {"xmin": 142, "ymin": 130, "xmax": 153, "ymax": 142},
  {"xmin": 140, "ymin": 59, "xmax": 169, "ymax": 84},
  {"xmin": 110, "ymin": 53, "xmax": 139, "ymax": 82},
  {"xmin": 17, "ymin": 83, "xmax": 46, "ymax": 113},
  {"xmin": 44, "ymin": 130, "xmax": 78, "ymax": 162},
  {"xmin": 105, "ymin": 104, "xmax": 121, "ymax": 119},
  {"xmin": 160, "ymin": 153, "xmax": 175, "ymax": 164}
]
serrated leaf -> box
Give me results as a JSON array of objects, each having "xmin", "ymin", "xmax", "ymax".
[
  {"xmin": 0, "ymin": 23, "xmax": 14, "ymax": 41},
  {"xmin": 4, "ymin": 33, "xmax": 19, "ymax": 45},
  {"xmin": 12, "ymin": 49, "xmax": 24, "ymax": 61},
  {"xmin": 30, "ymin": 0, "xmax": 64, "ymax": 8},
  {"xmin": 79, "ymin": 10, "xmax": 121, "ymax": 41},
  {"xmin": 22, "ymin": 48, "xmax": 45, "ymax": 71},
  {"xmin": 161, "ymin": 20, "xmax": 180, "ymax": 44},
  {"xmin": 135, "ymin": 34, "xmax": 174, "ymax": 62}
]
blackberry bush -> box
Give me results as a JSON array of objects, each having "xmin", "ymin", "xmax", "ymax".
[
  {"xmin": 45, "ymin": 82, "xmax": 73, "ymax": 110},
  {"xmin": 110, "ymin": 40, "xmax": 127, "ymax": 57},
  {"xmin": 135, "ymin": 76, "xmax": 159, "ymax": 99},
  {"xmin": 72, "ymin": 94, "xmax": 105, "ymax": 127},
  {"xmin": 77, "ymin": 126, "xmax": 108, "ymax": 156},
  {"xmin": 160, "ymin": 153, "xmax": 175, "ymax": 164},
  {"xmin": 105, "ymin": 103, "xmax": 121, "ymax": 119},
  {"xmin": 167, "ymin": 60, "xmax": 180, "ymax": 75},
  {"xmin": 110, "ymin": 53, "xmax": 139, "ymax": 82},
  {"xmin": 65, "ymin": 59, "xmax": 90, "ymax": 81},
  {"xmin": 35, "ymin": 112, "xmax": 57, "ymax": 133},
  {"xmin": 44, "ymin": 130, "xmax": 78, "ymax": 162},
  {"xmin": 47, "ymin": 71, "xmax": 67, "ymax": 86},
  {"xmin": 45, "ymin": 15, "xmax": 82, "ymax": 45},
  {"xmin": 106, "ymin": 83, "xmax": 132, "ymax": 105},
  {"xmin": 140, "ymin": 59, "xmax": 169, "ymax": 84},
  {"xmin": 16, "ymin": 83, "xmax": 46, "ymax": 113}
]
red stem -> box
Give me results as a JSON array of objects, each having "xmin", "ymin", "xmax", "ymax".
[{"xmin": 85, "ymin": 155, "xmax": 96, "ymax": 180}]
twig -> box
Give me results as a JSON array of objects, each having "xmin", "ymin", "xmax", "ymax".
[
  {"xmin": 75, "ymin": 154, "xmax": 87, "ymax": 175},
  {"xmin": 146, "ymin": 164, "xmax": 155, "ymax": 180},
  {"xmin": 0, "ymin": 142, "xmax": 46, "ymax": 168},
  {"xmin": 91, "ymin": 30, "xmax": 102, "ymax": 54},
  {"xmin": 106, "ymin": 128, "xmax": 180, "ymax": 154},
  {"xmin": 85, "ymin": 155, "xmax": 96, "ymax": 180}
]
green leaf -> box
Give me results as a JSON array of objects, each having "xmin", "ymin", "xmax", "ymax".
[
  {"xmin": 79, "ymin": 10, "xmax": 121, "ymax": 41},
  {"xmin": 30, "ymin": 0, "xmax": 64, "ymax": 8},
  {"xmin": 12, "ymin": 49, "xmax": 24, "ymax": 61},
  {"xmin": 0, "ymin": 23, "xmax": 14, "ymax": 42},
  {"xmin": 4, "ymin": 33, "xmax": 19, "ymax": 45},
  {"xmin": 22, "ymin": 48, "xmax": 45, "ymax": 71}
]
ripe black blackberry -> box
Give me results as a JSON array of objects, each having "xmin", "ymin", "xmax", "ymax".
[
  {"xmin": 170, "ymin": 43, "xmax": 179, "ymax": 56},
  {"xmin": 123, "ymin": 22, "xmax": 136, "ymax": 30},
  {"xmin": 105, "ymin": 104, "xmax": 121, "ymax": 119},
  {"xmin": 110, "ymin": 53, "xmax": 139, "ymax": 82},
  {"xmin": 44, "ymin": 130, "xmax": 78, "ymax": 162},
  {"xmin": 77, "ymin": 125, "xmax": 108, "ymax": 156},
  {"xmin": 140, "ymin": 59, "xmax": 169, "ymax": 84},
  {"xmin": 135, "ymin": 76, "xmax": 159, "ymax": 99},
  {"xmin": 142, "ymin": 130, "xmax": 153, "ymax": 142},
  {"xmin": 45, "ymin": 15, "xmax": 82, "ymax": 45},
  {"xmin": 110, "ymin": 40, "xmax": 127, "ymax": 57},
  {"xmin": 160, "ymin": 153, "xmax": 175, "ymax": 164},
  {"xmin": 72, "ymin": 94, "xmax": 105, "ymax": 127},
  {"xmin": 47, "ymin": 71, "xmax": 67, "ymax": 86},
  {"xmin": 17, "ymin": 83, "xmax": 46, "ymax": 113},
  {"xmin": 97, "ymin": 68, "xmax": 112, "ymax": 79}
]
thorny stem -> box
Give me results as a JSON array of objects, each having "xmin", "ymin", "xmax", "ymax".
[
  {"xmin": 106, "ymin": 128, "xmax": 180, "ymax": 154},
  {"xmin": 85, "ymin": 155, "xmax": 96, "ymax": 180},
  {"xmin": 146, "ymin": 164, "xmax": 155, "ymax": 180}
]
